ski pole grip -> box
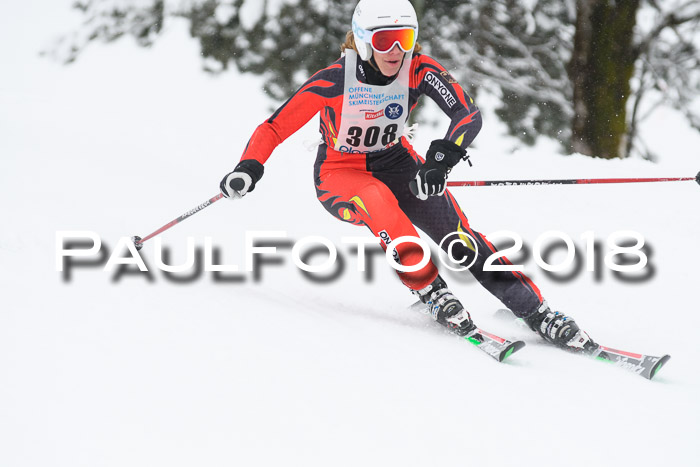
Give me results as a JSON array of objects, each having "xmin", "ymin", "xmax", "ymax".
[
  {"xmin": 695, "ymin": 170, "xmax": 700, "ymax": 186},
  {"xmin": 229, "ymin": 178, "xmax": 246, "ymax": 191}
]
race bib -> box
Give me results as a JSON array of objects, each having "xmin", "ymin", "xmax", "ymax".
[{"xmin": 334, "ymin": 50, "xmax": 411, "ymax": 153}]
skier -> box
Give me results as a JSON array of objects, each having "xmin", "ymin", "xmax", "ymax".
[{"xmin": 219, "ymin": 0, "xmax": 596, "ymax": 353}]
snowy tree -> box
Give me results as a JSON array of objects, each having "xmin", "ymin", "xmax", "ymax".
[
  {"xmin": 570, "ymin": 0, "xmax": 641, "ymax": 159},
  {"xmin": 49, "ymin": 0, "xmax": 357, "ymax": 99},
  {"xmin": 418, "ymin": 1, "xmax": 575, "ymax": 147},
  {"xmin": 570, "ymin": 0, "xmax": 700, "ymax": 159},
  {"xmin": 47, "ymin": 0, "xmax": 700, "ymax": 159},
  {"xmin": 627, "ymin": 0, "xmax": 700, "ymax": 160}
]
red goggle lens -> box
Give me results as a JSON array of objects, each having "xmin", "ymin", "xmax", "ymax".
[{"xmin": 371, "ymin": 28, "xmax": 416, "ymax": 53}]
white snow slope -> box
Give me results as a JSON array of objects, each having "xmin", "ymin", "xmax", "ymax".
[{"xmin": 2, "ymin": 5, "xmax": 700, "ymax": 467}]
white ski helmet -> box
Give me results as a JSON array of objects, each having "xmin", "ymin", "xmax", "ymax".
[{"xmin": 352, "ymin": 0, "xmax": 419, "ymax": 61}]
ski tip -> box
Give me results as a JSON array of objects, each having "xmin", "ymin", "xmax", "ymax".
[
  {"xmin": 647, "ymin": 354, "xmax": 671, "ymax": 380},
  {"xmin": 499, "ymin": 340, "xmax": 526, "ymax": 362}
]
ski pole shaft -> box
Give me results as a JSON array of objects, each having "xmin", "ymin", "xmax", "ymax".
[
  {"xmin": 447, "ymin": 173, "xmax": 700, "ymax": 187},
  {"xmin": 132, "ymin": 193, "xmax": 224, "ymax": 250}
]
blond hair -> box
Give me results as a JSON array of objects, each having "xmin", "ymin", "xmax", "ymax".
[{"xmin": 340, "ymin": 30, "xmax": 422, "ymax": 55}]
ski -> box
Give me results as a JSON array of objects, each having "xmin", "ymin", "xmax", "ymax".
[
  {"xmin": 588, "ymin": 345, "xmax": 671, "ymax": 380},
  {"xmin": 495, "ymin": 309, "xmax": 671, "ymax": 380},
  {"xmin": 463, "ymin": 327, "xmax": 526, "ymax": 362},
  {"xmin": 409, "ymin": 302, "xmax": 525, "ymax": 362}
]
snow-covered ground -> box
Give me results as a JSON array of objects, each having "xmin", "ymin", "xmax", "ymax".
[{"xmin": 2, "ymin": 3, "xmax": 700, "ymax": 466}]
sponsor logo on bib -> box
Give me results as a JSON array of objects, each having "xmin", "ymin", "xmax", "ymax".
[
  {"xmin": 365, "ymin": 110, "xmax": 384, "ymax": 120},
  {"xmin": 385, "ymin": 103, "xmax": 404, "ymax": 120}
]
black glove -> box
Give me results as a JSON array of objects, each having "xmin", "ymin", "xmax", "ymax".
[
  {"xmin": 409, "ymin": 139, "xmax": 467, "ymax": 200},
  {"xmin": 220, "ymin": 159, "xmax": 265, "ymax": 199}
]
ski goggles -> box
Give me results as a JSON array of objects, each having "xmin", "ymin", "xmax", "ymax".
[{"xmin": 353, "ymin": 22, "xmax": 417, "ymax": 53}]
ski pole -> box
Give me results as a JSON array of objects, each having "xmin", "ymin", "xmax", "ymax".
[
  {"xmin": 132, "ymin": 193, "xmax": 225, "ymax": 251},
  {"xmin": 446, "ymin": 171, "xmax": 700, "ymax": 188}
]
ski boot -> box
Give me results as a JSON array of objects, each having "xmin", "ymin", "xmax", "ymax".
[
  {"xmin": 523, "ymin": 303, "xmax": 597, "ymax": 353},
  {"xmin": 414, "ymin": 275, "xmax": 476, "ymax": 336}
]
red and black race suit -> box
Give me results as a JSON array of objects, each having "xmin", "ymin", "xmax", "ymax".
[{"xmin": 237, "ymin": 53, "xmax": 543, "ymax": 316}]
